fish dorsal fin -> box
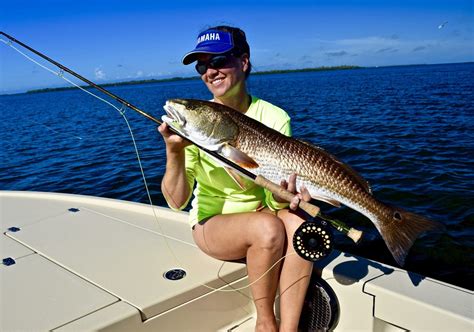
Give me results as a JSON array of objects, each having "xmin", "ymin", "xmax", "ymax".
[
  {"xmin": 219, "ymin": 143, "xmax": 259, "ymax": 168},
  {"xmin": 297, "ymin": 139, "xmax": 373, "ymax": 195},
  {"xmin": 337, "ymin": 160, "xmax": 373, "ymax": 194}
]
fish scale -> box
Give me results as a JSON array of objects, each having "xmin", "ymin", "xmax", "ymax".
[{"xmin": 233, "ymin": 112, "xmax": 366, "ymax": 205}]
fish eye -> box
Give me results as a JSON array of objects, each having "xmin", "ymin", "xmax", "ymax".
[{"xmin": 393, "ymin": 212, "xmax": 402, "ymax": 221}]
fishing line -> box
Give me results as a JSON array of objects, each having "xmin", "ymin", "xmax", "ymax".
[
  {"xmin": 1, "ymin": 34, "xmax": 299, "ymax": 293},
  {"xmin": 28, "ymin": 118, "xmax": 83, "ymax": 141},
  {"xmin": 1, "ymin": 36, "xmax": 183, "ymax": 270}
]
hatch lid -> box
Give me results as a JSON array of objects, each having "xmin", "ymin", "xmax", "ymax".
[
  {"xmin": 364, "ymin": 270, "xmax": 472, "ymax": 331},
  {"xmin": 8, "ymin": 202, "xmax": 247, "ymax": 320},
  {"xmin": 1, "ymin": 254, "xmax": 118, "ymax": 331}
]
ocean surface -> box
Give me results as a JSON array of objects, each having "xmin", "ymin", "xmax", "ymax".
[{"xmin": 1, "ymin": 63, "xmax": 473, "ymax": 290}]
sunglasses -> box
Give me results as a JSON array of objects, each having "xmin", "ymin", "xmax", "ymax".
[{"xmin": 195, "ymin": 53, "xmax": 235, "ymax": 75}]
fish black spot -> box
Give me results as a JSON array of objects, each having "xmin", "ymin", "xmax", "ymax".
[{"xmin": 394, "ymin": 211, "xmax": 402, "ymax": 221}]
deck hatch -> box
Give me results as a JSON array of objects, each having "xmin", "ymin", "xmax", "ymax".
[
  {"xmin": 1, "ymin": 254, "xmax": 117, "ymax": 331},
  {"xmin": 8, "ymin": 204, "xmax": 247, "ymax": 320}
]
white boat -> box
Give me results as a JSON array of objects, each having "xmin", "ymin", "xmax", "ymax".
[{"xmin": 1, "ymin": 191, "xmax": 472, "ymax": 331}]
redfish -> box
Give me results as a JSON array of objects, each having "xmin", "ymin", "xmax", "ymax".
[{"xmin": 162, "ymin": 99, "xmax": 443, "ymax": 266}]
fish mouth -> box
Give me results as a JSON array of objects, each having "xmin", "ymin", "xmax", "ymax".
[{"xmin": 162, "ymin": 101, "xmax": 186, "ymax": 129}]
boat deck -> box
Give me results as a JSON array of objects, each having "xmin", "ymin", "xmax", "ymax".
[{"xmin": 1, "ymin": 191, "xmax": 472, "ymax": 331}]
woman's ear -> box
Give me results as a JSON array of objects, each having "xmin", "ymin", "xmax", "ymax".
[{"xmin": 240, "ymin": 53, "xmax": 250, "ymax": 72}]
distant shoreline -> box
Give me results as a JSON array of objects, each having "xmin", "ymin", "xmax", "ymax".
[
  {"xmin": 23, "ymin": 65, "xmax": 361, "ymax": 95},
  {"xmin": 2, "ymin": 62, "xmax": 471, "ymax": 96}
]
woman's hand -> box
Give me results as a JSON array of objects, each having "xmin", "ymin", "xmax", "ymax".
[
  {"xmin": 274, "ymin": 173, "xmax": 312, "ymax": 210},
  {"xmin": 158, "ymin": 122, "xmax": 193, "ymax": 209},
  {"xmin": 158, "ymin": 122, "xmax": 192, "ymax": 153}
]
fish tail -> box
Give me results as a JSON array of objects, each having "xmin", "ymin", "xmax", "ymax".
[{"xmin": 376, "ymin": 207, "xmax": 444, "ymax": 266}]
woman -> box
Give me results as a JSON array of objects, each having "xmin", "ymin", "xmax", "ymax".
[{"xmin": 158, "ymin": 26, "xmax": 315, "ymax": 332}]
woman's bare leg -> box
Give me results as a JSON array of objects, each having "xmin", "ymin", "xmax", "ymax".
[
  {"xmin": 193, "ymin": 210, "xmax": 286, "ymax": 332},
  {"xmin": 277, "ymin": 209, "xmax": 313, "ymax": 332}
]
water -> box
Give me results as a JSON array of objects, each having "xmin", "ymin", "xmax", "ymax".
[{"xmin": 1, "ymin": 63, "xmax": 473, "ymax": 290}]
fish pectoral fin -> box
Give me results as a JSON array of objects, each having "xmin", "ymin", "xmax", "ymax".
[
  {"xmin": 224, "ymin": 168, "xmax": 247, "ymax": 190},
  {"xmin": 312, "ymin": 194, "xmax": 342, "ymax": 208},
  {"xmin": 220, "ymin": 144, "xmax": 259, "ymax": 168}
]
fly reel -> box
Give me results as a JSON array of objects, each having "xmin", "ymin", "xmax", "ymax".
[{"xmin": 293, "ymin": 219, "xmax": 333, "ymax": 261}]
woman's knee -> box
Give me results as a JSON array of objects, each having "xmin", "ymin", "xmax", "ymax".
[
  {"xmin": 253, "ymin": 213, "xmax": 286, "ymax": 251},
  {"xmin": 278, "ymin": 209, "xmax": 306, "ymax": 233}
]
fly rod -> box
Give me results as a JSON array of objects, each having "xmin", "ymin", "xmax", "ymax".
[{"xmin": 1, "ymin": 31, "xmax": 362, "ymax": 244}]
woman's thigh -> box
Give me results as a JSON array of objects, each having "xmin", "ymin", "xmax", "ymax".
[{"xmin": 192, "ymin": 209, "xmax": 285, "ymax": 261}]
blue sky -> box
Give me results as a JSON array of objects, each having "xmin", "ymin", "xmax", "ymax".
[{"xmin": 1, "ymin": 0, "xmax": 472, "ymax": 93}]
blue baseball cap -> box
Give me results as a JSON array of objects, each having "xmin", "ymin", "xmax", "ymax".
[{"xmin": 182, "ymin": 29, "xmax": 234, "ymax": 65}]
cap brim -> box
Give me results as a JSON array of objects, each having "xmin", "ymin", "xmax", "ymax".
[{"xmin": 182, "ymin": 44, "xmax": 234, "ymax": 65}]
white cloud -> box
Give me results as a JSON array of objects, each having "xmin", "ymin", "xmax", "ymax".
[{"xmin": 94, "ymin": 67, "xmax": 106, "ymax": 80}]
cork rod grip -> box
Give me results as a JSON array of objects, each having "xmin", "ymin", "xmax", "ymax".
[{"xmin": 254, "ymin": 175, "xmax": 320, "ymax": 217}]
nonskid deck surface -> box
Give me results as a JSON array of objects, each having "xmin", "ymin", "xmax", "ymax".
[{"xmin": 1, "ymin": 191, "xmax": 472, "ymax": 331}]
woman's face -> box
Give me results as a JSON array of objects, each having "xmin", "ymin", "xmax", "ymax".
[{"xmin": 196, "ymin": 53, "xmax": 249, "ymax": 99}]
